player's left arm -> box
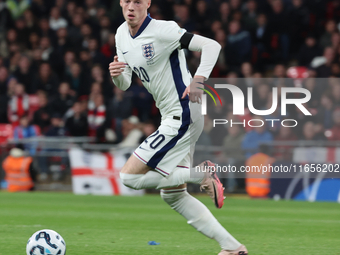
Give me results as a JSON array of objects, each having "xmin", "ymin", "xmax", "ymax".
[{"xmin": 180, "ymin": 33, "xmax": 222, "ymax": 102}]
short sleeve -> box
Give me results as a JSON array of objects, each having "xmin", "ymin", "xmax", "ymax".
[{"xmin": 157, "ymin": 21, "xmax": 187, "ymax": 53}]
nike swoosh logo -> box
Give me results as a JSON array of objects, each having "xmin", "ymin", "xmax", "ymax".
[
  {"xmin": 139, "ymin": 146, "xmax": 147, "ymax": 151},
  {"xmin": 123, "ymin": 51, "xmax": 128, "ymax": 54}
]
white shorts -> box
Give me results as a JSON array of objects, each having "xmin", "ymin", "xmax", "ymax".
[{"xmin": 133, "ymin": 115, "xmax": 204, "ymax": 176}]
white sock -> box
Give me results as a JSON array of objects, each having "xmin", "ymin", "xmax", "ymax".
[
  {"xmin": 158, "ymin": 167, "xmax": 204, "ymax": 189},
  {"xmin": 120, "ymin": 167, "xmax": 204, "ymax": 190},
  {"xmin": 161, "ymin": 188, "xmax": 241, "ymax": 250}
]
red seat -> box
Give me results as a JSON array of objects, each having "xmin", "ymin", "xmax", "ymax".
[
  {"xmin": 28, "ymin": 95, "xmax": 40, "ymax": 117},
  {"xmin": 0, "ymin": 124, "xmax": 13, "ymax": 144},
  {"xmin": 287, "ymin": 66, "xmax": 309, "ymax": 87},
  {"xmin": 287, "ymin": 66, "xmax": 308, "ymax": 79}
]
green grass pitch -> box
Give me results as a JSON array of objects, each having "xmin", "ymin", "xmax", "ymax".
[{"xmin": 0, "ymin": 192, "xmax": 339, "ymax": 255}]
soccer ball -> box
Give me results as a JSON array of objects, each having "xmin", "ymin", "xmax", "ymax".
[{"xmin": 26, "ymin": 229, "xmax": 66, "ymax": 255}]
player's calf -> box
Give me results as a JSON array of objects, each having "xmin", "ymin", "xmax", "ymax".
[{"xmin": 161, "ymin": 185, "xmax": 242, "ymax": 253}]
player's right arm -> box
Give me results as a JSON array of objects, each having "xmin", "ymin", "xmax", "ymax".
[
  {"xmin": 155, "ymin": 21, "xmax": 221, "ymax": 102},
  {"xmin": 181, "ymin": 34, "xmax": 221, "ymax": 102},
  {"xmin": 109, "ymin": 40, "xmax": 132, "ymax": 91}
]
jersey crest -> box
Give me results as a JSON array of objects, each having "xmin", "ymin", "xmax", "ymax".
[{"xmin": 142, "ymin": 43, "xmax": 155, "ymax": 60}]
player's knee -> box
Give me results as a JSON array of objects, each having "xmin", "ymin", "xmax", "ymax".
[
  {"xmin": 120, "ymin": 164, "xmax": 130, "ymax": 174},
  {"xmin": 119, "ymin": 173, "xmax": 142, "ymax": 190}
]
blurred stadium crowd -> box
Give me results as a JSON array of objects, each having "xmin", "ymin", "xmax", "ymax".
[{"xmin": 0, "ymin": 0, "xmax": 340, "ymax": 161}]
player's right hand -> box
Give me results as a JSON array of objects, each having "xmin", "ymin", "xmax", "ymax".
[
  {"xmin": 109, "ymin": 56, "xmax": 127, "ymax": 77},
  {"xmin": 182, "ymin": 76, "xmax": 204, "ymax": 103}
]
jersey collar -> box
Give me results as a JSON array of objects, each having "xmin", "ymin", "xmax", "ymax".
[{"xmin": 130, "ymin": 13, "xmax": 152, "ymax": 39}]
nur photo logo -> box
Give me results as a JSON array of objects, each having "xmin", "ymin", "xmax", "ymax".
[
  {"xmin": 197, "ymin": 82, "xmax": 223, "ymax": 109},
  {"xmin": 198, "ymin": 80, "xmax": 312, "ymax": 128}
]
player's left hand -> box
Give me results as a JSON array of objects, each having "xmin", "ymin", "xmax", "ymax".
[{"xmin": 182, "ymin": 76, "xmax": 205, "ymax": 103}]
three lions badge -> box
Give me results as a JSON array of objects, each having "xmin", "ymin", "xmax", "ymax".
[{"xmin": 142, "ymin": 43, "xmax": 155, "ymax": 60}]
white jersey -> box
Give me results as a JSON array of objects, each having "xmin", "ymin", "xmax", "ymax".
[{"xmin": 115, "ymin": 15, "xmax": 192, "ymax": 120}]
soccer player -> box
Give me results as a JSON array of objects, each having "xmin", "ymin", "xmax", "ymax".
[{"xmin": 109, "ymin": 1, "xmax": 248, "ymax": 254}]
